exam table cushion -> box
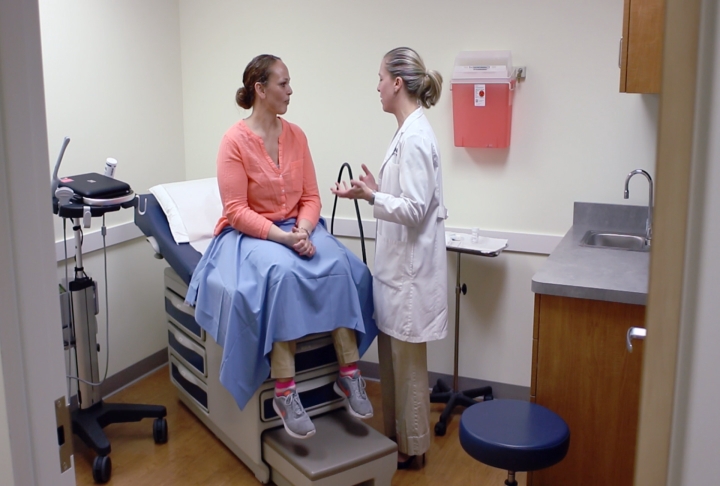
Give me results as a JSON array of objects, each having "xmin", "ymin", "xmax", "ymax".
[
  {"xmin": 134, "ymin": 194, "xmax": 201, "ymax": 284},
  {"xmin": 149, "ymin": 177, "xmax": 222, "ymax": 245}
]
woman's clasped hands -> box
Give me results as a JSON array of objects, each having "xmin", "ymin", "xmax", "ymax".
[{"xmin": 286, "ymin": 226, "xmax": 315, "ymax": 258}]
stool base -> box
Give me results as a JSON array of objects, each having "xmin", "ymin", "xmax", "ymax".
[
  {"xmin": 505, "ymin": 471, "xmax": 517, "ymax": 486},
  {"xmin": 429, "ymin": 378, "xmax": 493, "ymax": 436}
]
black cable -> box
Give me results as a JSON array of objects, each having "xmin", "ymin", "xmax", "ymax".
[{"xmin": 330, "ymin": 162, "xmax": 367, "ymax": 264}]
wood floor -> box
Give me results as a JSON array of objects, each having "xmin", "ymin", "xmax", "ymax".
[{"xmin": 73, "ymin": 367, "xmax": 526, "ymax": 486}]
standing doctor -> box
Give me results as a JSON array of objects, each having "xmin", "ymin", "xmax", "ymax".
[{"xmin": 332, "ymin": 47, "xmax": 447, "ymax": 469}]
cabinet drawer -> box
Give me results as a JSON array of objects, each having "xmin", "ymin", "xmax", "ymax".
[
  {"xmin": 164, "ymin": 288, "xmax": 205, "ymax": 342},
  {"xmin": 168, "ymin": 323, "xmax": 207, "ymax": 377},
  {"xmin": 169, "ymin": 356, "xmax": 208, "ymax": 414}
]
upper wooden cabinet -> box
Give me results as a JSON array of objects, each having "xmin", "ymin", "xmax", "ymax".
[{"xmin": 620, "ymin": 0, "xmax": 665, "ymax": 93}]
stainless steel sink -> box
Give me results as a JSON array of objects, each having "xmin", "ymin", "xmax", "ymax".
[{"xmin": 580, "ymin": 230, "xmax": 650, "ymax": 252}]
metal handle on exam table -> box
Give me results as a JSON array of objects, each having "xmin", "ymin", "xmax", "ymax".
[{"xmin": 626, "ymin": 327, "xmax": 647, "ymax": 353}]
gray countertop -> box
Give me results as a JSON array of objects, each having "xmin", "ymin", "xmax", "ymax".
[{"xmin": 531, "ymin": 202, "xmax": 650, "ymax": 305}]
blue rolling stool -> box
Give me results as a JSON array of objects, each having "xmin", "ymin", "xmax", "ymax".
[{"xmin": 459, "ymin": 399, "xmax": 570, "ymax": 486}]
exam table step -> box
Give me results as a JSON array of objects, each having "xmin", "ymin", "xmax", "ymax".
[{"xmin": 263, "ymin": 409, "xmax": 397, "ymax": 486}]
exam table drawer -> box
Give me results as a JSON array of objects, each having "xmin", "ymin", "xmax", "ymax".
[
  {"xmin": 294, "ymin": 334, "xmax": 338, "ymax": 375},
  {"xmin": 259, "ymin": 372, "xmax": 342, "ymax": 422},
  {"xmin": 164, "ymin": 288, "xmax": 205, "ymax": 342},
  {"xmin": 168, "ymin": 323, "xmax": 207, "ymax": 377},
  {"xmin": 169, "ymin": 355, "xmax": 208, "ymax": 414}
]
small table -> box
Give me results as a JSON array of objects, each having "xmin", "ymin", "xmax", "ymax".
[{"xmin": 430, "ymin": 232, "xmax": 507, "ymax": 436}]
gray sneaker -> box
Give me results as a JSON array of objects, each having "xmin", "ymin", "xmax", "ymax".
[
  {"xmin": 334, "ymin": 371, "xmax": 373, "ymax": 419},
  {"xmin": 273, "ymin": 389, "xmax": 316, "ymax": 439}
]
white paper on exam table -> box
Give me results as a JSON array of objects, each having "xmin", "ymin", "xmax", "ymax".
[{"xmin": 445, "ymin": 232, "xmax": 508, "ymax": 255}]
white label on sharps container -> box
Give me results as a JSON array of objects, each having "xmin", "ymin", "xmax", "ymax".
[{"xmin": 474, "ymin": 84, "xmax": 486, "ymax": 107}]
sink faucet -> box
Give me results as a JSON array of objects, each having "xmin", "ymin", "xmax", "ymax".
[{"xmin": 624, "ymin": 169, "xmax": 653, "ymax": 245}]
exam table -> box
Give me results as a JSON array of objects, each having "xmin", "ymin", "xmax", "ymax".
[{"xmin": 134, "ymin": 191, "xmax": 396, "ymax": 485}]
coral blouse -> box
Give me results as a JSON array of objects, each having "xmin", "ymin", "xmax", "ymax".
[{"xmin": 214, "ymin": 118, "xmax": 322, "ymax": 239}]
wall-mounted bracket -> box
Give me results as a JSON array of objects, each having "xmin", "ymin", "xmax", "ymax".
[
  {"xmin": 513, "ymin": 66, "xmax": 527, "ymax": 82},
  {"xmin": 54, "ymin": 397, "xmax": 73, "ymax": 473}
]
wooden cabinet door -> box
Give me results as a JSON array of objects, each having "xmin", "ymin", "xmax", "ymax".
[
  {"xmin": 620, "ymin": 0, "xmax": 664, "ymax": 93},
  {"xmin": 529, "ymin": 295, "xmax": 645, "ymax": 486}
]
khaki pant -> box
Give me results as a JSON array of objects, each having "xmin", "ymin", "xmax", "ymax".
[
  {"xmin": 271, "ymin": 327, "xmax": 359, "ymax": 379},
  {"xmin": 378, "ymin": 331, "xmax": 431, "ymax": 456}
]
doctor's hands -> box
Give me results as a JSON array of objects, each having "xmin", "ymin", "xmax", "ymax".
[
  {"xmin": 359, "ymin": 164, "xmax": 378, "ymax": 192},
  {"xmin": 330, "ymin": 165, "xmax": 377, "ymax": 201}
]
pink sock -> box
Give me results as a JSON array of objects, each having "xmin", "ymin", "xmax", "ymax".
[
  {"xmin": 340, "ymin": 364, "xmax": 358, "ymax": 377},
  {"xmin": 275, "ymin": 380, "xmax": 295, "ymax": 396}
]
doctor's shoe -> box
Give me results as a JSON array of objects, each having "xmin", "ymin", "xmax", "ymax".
[
  {"xmin": 334, "ymin": 371, "xmax": 374, "ymax": 419},
  {"xmin": 273, "ymin": 389, "xmax": 316, "ymax": 439}
]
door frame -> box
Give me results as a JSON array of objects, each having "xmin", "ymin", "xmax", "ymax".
[
  {"xmin": 634, "ymin": 0, "xmax": 703, "ymax": 484},
  {"xmin": 0, "ymin": 0, "xmax": 77, "ymax": 484}
]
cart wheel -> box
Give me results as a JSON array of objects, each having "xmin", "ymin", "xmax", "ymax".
[
  {"xmin": 434, "ymin": 421, "xmax": 447, "ymax": 437},
  {"xmin": 92, "ymin": 455, "xmax": 111, "ymax": 484},
  {"xmin": 153, "ymin": 417, "xmax": 168, "ymax": 444}
]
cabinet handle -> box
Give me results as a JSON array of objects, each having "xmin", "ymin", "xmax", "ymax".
[
  {"xmin": 169, "ymin": 325, "xmax": 204, "ymax": 355},
  {"xmin": 175, "ymin": 359, "xmax": 205, "ymax": 388},
  {"xmin": 165, "ymin": 289, "xmax": 195, "ymax": 316},
  {"xmin": 626, "ymin": 326, "xmax": 647, "ymax": 352}
]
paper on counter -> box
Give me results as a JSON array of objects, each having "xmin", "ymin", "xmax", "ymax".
[{"xmin": 445, "ymin": 232, "xmax": 508, "ymax": 254}]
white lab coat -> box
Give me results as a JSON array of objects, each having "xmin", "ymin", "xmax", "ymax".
[{"xmin": 372, "ymin": 108, "xmax": 448, "ymax": 343}]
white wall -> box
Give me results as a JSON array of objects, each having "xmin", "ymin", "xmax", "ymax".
[
  {"xmin": 39, "ymin": 0, "xmax": 187, "ymax": 235},
  {"xmin": 178, "ymin": 0, "xmax": 658, "ymax": 387},
  {"xmin": 38, "ymin": 0, "xmax": 186, "ymax": 377}
]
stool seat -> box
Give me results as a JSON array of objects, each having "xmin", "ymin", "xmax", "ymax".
[{"xmin": 460, "ymin": 399, "xmax": 570, "ymax": 473}]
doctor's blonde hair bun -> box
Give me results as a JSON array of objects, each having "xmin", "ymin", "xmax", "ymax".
[
  {"xmin": 384, "ymin": 47, "xmax": 443, "ymax": 108},
  {"xmin": 236, "ymin": 54, "xmax": 282, "ymax": 109}
]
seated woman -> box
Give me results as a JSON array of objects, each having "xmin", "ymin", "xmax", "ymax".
[{"xmin": 186, "ymin": 54, "xmax": 374, "ymax": 439}]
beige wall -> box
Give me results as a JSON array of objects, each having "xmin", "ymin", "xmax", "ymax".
[{"xmin": 179, "ymin": 0, "xmax": 658, "ymax": 232}]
